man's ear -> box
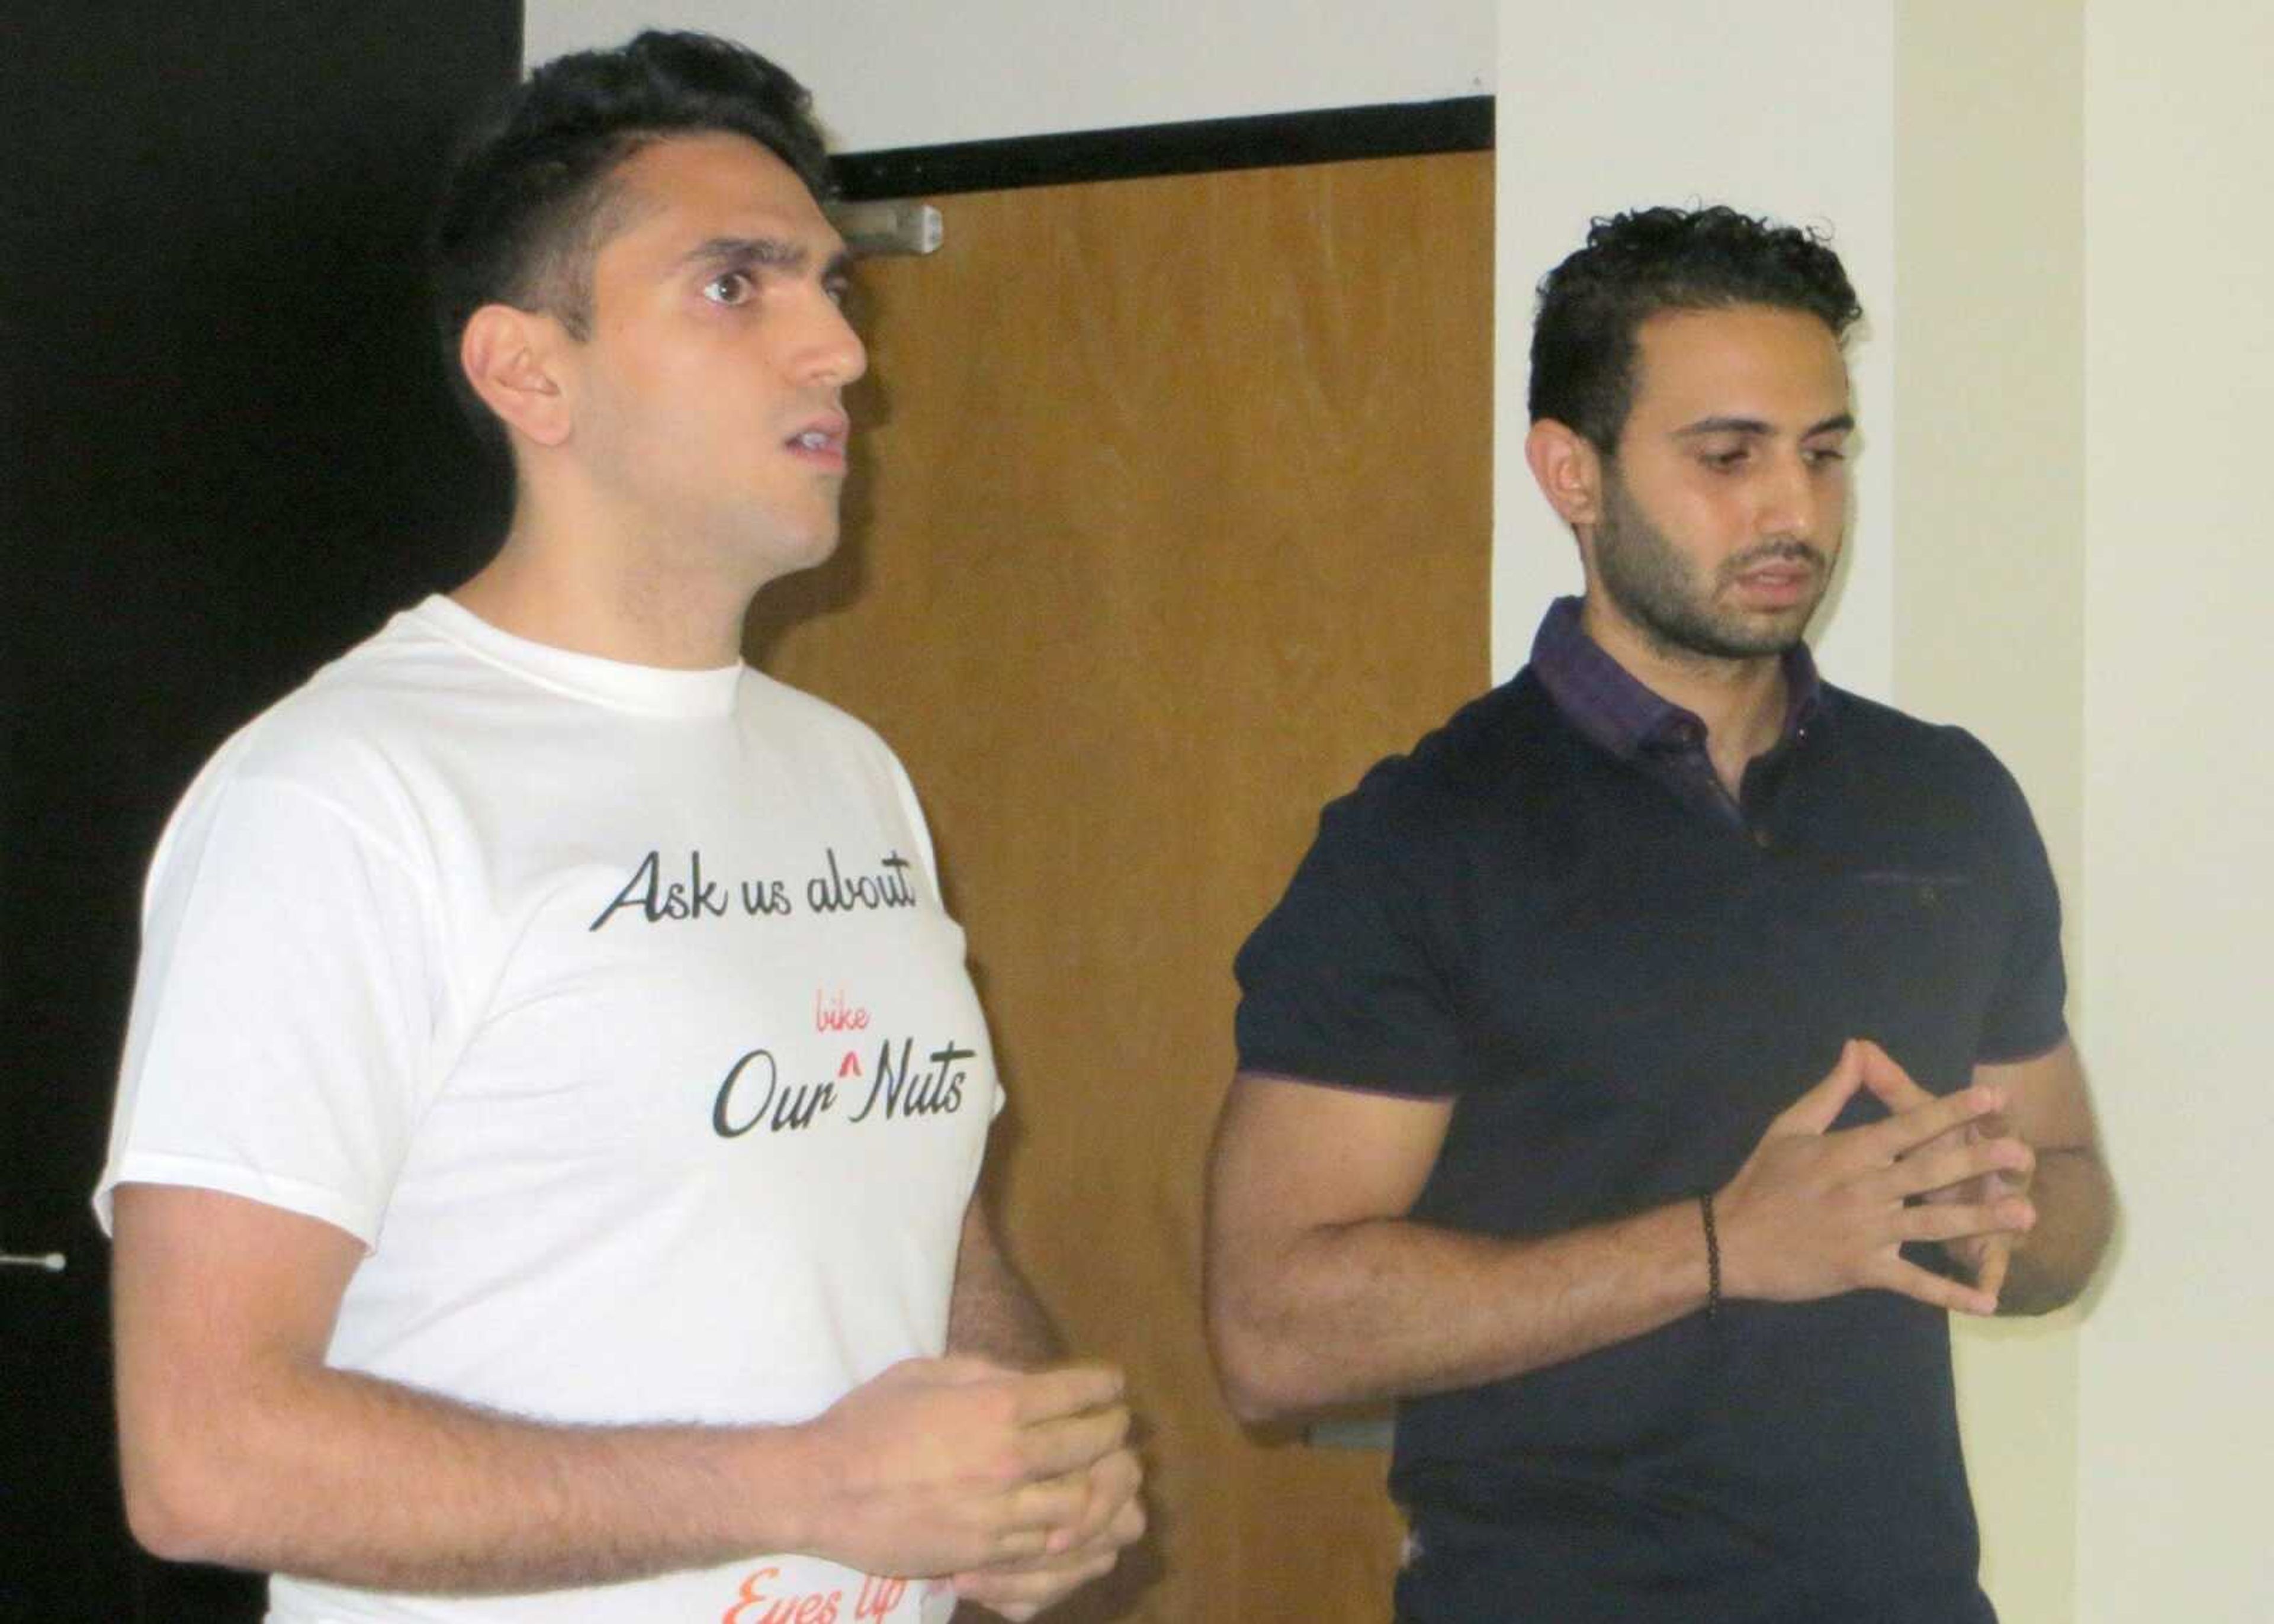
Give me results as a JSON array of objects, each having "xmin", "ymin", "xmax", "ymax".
[
  {"xmin": 459, "ymin": 304, "xmax": 573, "ymax": 448},
  {"xmin": 1524, "ymin": 418, "xmax": 1604, "ymax": 531}
]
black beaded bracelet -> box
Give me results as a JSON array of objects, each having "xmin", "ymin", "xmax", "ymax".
[{"xmin": 1698, "ymin": 1190, "xmax": 1722, "ymax": 1319}]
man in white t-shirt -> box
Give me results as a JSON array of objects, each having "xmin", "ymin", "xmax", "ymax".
[{"xmin": 98, "ymin": 30, "xmax": 1142, "ymax": 1624}]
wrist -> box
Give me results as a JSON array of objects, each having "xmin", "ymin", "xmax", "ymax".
[
  {"xmin": 1625, "ymin": 1197, "xmax": 1731, "ymax": 1320},
  {"xmin": 734, "ymin": 1419, "xmax": 830, "ymax": 1561},
  {"xmin": 1703, "ymin": 1181, "xmax": 1750, "ymax": 1302}
]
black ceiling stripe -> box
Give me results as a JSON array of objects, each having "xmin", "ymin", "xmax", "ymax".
[{"xmin": 830, "ymin": 95, "xmax": 1493, "ymax": 201}]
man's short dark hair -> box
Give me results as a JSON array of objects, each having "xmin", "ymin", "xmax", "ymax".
[
  {"xmin": 429, "ymin": 30, "xmax": 833, "ymax": 439},
  {"xmin": 1528, "ymin": 205, "xmax": 1863, "ymax": 452}
]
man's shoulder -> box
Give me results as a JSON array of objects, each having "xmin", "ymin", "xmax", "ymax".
[
  {"xmin": 1358, "ymin": 671, "xmax": 1562, "ymax": 804},
  {"xmin": 1291, "ymin": 674, "xmax": 1575, "ymax": 879},
  {"xmin": 1817, "ymin": 685, "xmax": 2015, "ymax": 787},
  {"xmin": 171, "ymin": 599, "xmax": 656, "ymax": 869},
  {"xmin": 737, "ymin": 668, "xmax": 901, "ymax": 764},
  {"xmin": 199, "ymin": 609, "xmax": 442, "ymax": 779}
]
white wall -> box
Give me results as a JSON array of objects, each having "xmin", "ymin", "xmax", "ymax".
[
  {"xmin": 2077, "ymin": 4, "xmax": 2274, "ymax": 1617},
  {"xmin": 523, "ymin": 2, "xmax": 1492, "ymax": 152}
]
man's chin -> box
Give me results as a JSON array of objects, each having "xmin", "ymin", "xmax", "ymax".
[
  {"xmin": 786, "ymin": 525, "xmax": 843, "ymax": 570},
  {"xmin": 1655, "ymin": 610, "xmax": 1815, "ymax": 663},
  {"xmin": 749, "ymin": 516, "xmax": 844, "ymax": 584},
  {"xmin": 1714, "ymin": 595, "xmax": 1825, "ymax": 654}
]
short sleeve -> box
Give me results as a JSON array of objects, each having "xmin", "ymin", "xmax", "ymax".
[
  {"xmin": 95, "ymin": 770, "xmax": 441, "ymax": 1245},
  {"xmin": 1234, "ymin": 773, "xmax": 1470, "ymax": 1096},
  {"xmin": 1971, "ymin": 744, "xmax": 2069, "ymax": 1065}
]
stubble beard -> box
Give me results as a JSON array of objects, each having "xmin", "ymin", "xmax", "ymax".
[{"xmin": 1592, "ymin": 468, "xmax": 1830, "ymax": 663}]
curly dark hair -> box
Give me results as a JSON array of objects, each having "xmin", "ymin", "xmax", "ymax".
[
  {"xmin": 1528, "ymin": 205, "xmax": 1862, "ymax": 452},
  {"xmin": 428, "ymin": 30, "xmax": 833, "ymax": 440}
]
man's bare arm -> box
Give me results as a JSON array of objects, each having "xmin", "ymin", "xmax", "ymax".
[
  {"xmin": 940, "ymin": 1194, "xmax": 1146, "ymax": 1623},
  {"xmin": 112, "ymin": 1184, "xmax": 1126, "ymax": 1592},
  {"xmin": 1204, "ymin": 1040, "xmax": 2035, "ymax": 1421},
  {"xmin": 948, "ymin": 1195, "xmax": 1066, "ymax": 1368},
  {"xmin": 1204, "ymin": 1072, "xmax": 1701, "ymax": 1417}
]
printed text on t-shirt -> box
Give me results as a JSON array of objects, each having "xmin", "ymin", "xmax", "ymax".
[
  {"xmin": 712, "ymin": 1037, "xmax": 972, "ymax": 1138},
  {"xmin": 587, "ymin": 848, "xmax": 917, "ymax": 931},
  {"xmin": 721, "ymin": 1567, "xmax": 918, "ymax": 1623}
]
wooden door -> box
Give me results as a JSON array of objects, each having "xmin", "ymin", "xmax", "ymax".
[{"xmin": 751, "ymin": 151, "xmax": 1492, "ymax": 1620}]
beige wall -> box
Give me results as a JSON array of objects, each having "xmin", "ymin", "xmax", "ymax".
[
  {"xmin": 1891, "ymin": 6, "xmax": 2089, "ymax": 1619},
  {"xmin": 2077, "ymin": 4, "xmax": 2274, "ymax": 1617},
  {"xmin": 1901, "ymin": 5, "xmax": 2274, "ymax": 1613}
]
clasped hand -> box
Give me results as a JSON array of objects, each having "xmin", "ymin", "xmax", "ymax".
[
  {"xmin": 1716, "ymin": 1038, "xmax": 2035, "ymax": 1316},
  {"xmin": 803, "ymin": 1356, "xmax": 1143, "ymax": 1619}
]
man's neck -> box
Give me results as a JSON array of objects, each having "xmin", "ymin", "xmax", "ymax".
[
  {"xmin": 1578, "ymin": 597, "xmax": 1793, "ymax": 797},
  {"xmin": 452, "ymin": 491, "xmax": 758, "ymax": 671}
]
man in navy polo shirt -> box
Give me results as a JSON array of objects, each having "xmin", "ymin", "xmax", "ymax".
[{"xmin": 1203, "ymin": 205, "xmax": 2114, "ymax": 1622}]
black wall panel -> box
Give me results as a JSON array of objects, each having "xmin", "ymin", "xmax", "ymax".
[{"xmin": 2, "ymin": 5, "xmax": 520, "ymax": 1616}]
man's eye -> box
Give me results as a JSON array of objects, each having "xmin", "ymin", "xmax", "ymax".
[
  {"xmin": 1701, "ymin": 448, "xmax": 1748, "ymax": 471},
  {"xmin": 1806, "ymin": 445, "xmax": 1849, "ymax": 468},
  {"xmin": 703, "ymin": 270, "xmax": 754, "ymax": 306}
]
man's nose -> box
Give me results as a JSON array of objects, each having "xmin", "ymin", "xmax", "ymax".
[
  {"xmin": 795, "ymin": 290, "xmax": 867, "ymax": 389},
  {"xmin": 1758, "ymin": 450, "xmax": 1827, "ymax": 539}
]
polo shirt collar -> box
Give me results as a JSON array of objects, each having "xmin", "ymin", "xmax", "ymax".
[{"xmin": 1529, "ymin": 595, "xmax": 1824, "ymax": 761}]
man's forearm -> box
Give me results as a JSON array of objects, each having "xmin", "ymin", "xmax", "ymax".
[
  {"xmin": 114, "ymin": 1182, "xmax": 1125, "ymax": 1598},
  {"xmin": 1210, "ymin": 1045, "xmax": 2035, "ymax": 1421},
  {"xmin": 1209, "ymin": 1200, "xmax": 1710, "ymax": 1419},
  {"xmin": 947, "ymin": 1199, "xmax": 1065, "ymax": 1368},
  {"xmin": 2000, "ymin": 1146, "xmax": 2116, "ymax": 1315},
  {"xmin": 940, "ymin": 1198, "xmax": 1147, "ymax": 1622},
  {"xmin": 123, "ymin": 1357, "xmax": 805, "ymax": 1592},
  {"xmin": 126, "ymin": 1349, "xmax": 1124, "ymax": 1596}
]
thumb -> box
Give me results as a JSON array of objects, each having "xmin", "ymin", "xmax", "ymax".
[{"xmin": 1772, "ymin": 1039, "xmax": 1866, "ymax": 1135}]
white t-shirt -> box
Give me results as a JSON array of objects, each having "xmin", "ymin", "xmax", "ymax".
[{"xmin": 98, "ymin": 597, "xmax": 994, "ymax": 1623}]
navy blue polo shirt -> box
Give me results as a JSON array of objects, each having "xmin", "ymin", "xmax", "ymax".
[{"xmin": 1233, "ymin": 602, "xmax": 2065, "ymax": 1623}]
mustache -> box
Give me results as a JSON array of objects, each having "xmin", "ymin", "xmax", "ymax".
[{"xmin": 1721, "ymin": 541, "xmax": 1829, "ymax": 575}]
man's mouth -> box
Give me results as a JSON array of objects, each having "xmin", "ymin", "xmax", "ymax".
[
  {"xmin": 1728, "ymin": 545, "xmax": 1823, "ymax": 588},
  {"xmin": 785, "ymin": 416, "xmax": 850, "ymax": 466},
  {"xmin": 1722, "ymin": 547, "xmax": 1826, "ymax": 610}
]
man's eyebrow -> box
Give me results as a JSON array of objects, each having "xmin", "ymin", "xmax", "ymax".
[
  {"xmin": 1674, "ymin": 415, "xmax": 1771, "ymax": 439},
  {"xmin": 679, "ymin": 235, "xmax": 810, "ymax": 272},
  {"xmin": 1673, "ymin": 412, "xmax": 1856, "ymax": 439},
  {"xmin": 678, "ymin": 238, "xmax": 856, "ymax": 292}
]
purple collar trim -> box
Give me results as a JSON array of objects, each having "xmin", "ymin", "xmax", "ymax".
[{"xmin": 1529, "ymin": 596, "xmax": 1823, "ymax": 761}]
